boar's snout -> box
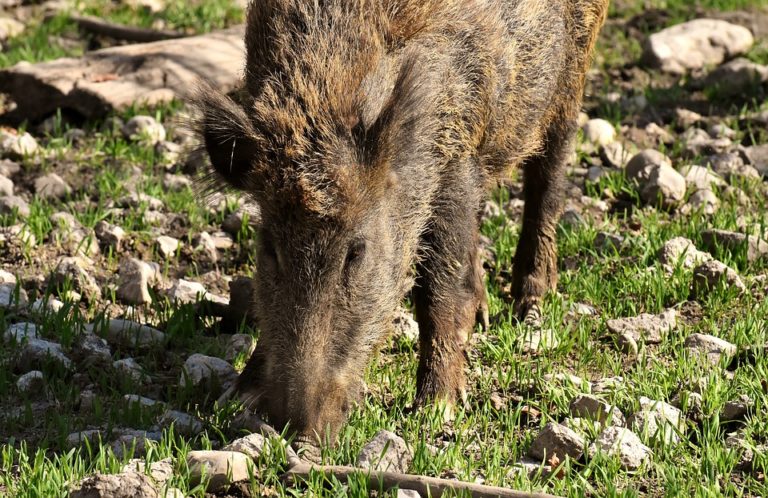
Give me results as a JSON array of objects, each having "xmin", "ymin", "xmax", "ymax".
[{"xmin": 241, "ymin": 356, "xmax": 361, "ymax": 445}]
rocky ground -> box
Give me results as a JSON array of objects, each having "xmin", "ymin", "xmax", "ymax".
[{"xmin": 1, "ymin": 0, "xmax": 768, "ymax": 497}]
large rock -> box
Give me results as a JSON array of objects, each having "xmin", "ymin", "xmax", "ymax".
[
  {"xmin": 0, "ymin": 195, "xmax": 30, "ymax": 217},
  {"xmin": 679, "ymin": 165, "xmax": 724, "ymax": 191},
  {"xmin": 186, "ymin": 450, "xmax": 251, "ymax": 491},
  {"xmin": 658, "ymin": 237, "xmax": 713, "ymax": 272},
  {"xmin": 641, "ymin": 164, "xmax": 686, "ymax": 208},
  {"xmin": 94, "ymin": 220, "xmax": 125, "ymax": 250},
  {"xmin": 70, "ymin": 471, "xmax": 159, "ymax": 498},
  {"xmin": 18, "ymin": 338, "xmax": 72, "ymax": 370},
  {"xmin": 48, "ymin": 257, "xmax": 101, "ymax": 302},
  {"xmin": 0, "ymin": 282, "xmax": 28, "ymax": 309},
  {"xmin": 0, "ymin": 130, "xmax": 39, "ymax": 159},
  {"xmin": 4, "ymin": 322, "xmax": 39, "ymax": 342},
  {"xmin": 700, "ymin": 58, "xmax": 768, "ymax": 96},
  {"xmin": 626, "ymin": 149, "xmax": 672, "ymax": 184},
  {"xmin": 116, "ymin": 259, "xmax": 158, "ymax": 305},
  {"xmin": 101, "ymin": 319, "xmax": 165, "ymax": 348},
  {"xmin": 121, "ymin": 458, "xmax": 174, "ymax": 486},
  {"xmin": 527, "ymin": 422, "xmax": 585, "ymax": 461},
  {"xmin": 701, "ymin": 229, "xmax": 768, "ymax": 263},
  {"xmin": 34, "ymin": 173, "xmax": 72, "ymax": 200},
  {"xmin": 179, "ymin": 353, "xmax": 237, "ymax": 388},
  {"xmin": 643, "ymin": 19, "xmax": 754, "ymax": 74},
  {"xmin": 569, "ymin": 394, "xmax": 625, "ymax": 426},
  {"xmin": 158, "ymin": 409, "xmax": 203, "ymax": 436},
  {"xmin": 684, "ymin": 333, "xmax": 736, "ymax": 365},
  {"xmin": 589, "ymin": 427, "xmax": 651, "ymax": 470},
  {"xmin": 356, "ymin": 430, "xmax": 412, "ymax": 473},
  {"xmin": 692, "ymin": 260, "xmax": 746, "ymax": 297},
  {"xmin": 582, "ymin": 119, "xmax": 616, "ymax": 146},
  {"xmin": 606, "ymin": 309, "xmax": 676, "ymax": 344},
  {"xmin": 628, "ymin": 397, "xmax": 684, "ymax": 445},
  {"xmin": 222, "ymin": 433, "xmax": 266, "ymax": 460},
  {"xmin": 16, "ymin": 370, "xmax": 44, "ymax": 393}
]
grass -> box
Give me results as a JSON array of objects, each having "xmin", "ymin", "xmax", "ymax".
[{"xmin": 1, "ymin": 0, "xmax": 768, "ymax": 497}]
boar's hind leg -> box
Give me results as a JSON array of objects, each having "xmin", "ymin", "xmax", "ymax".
[
  {"xmin": 412, "ymin": 165, "xmax": 484, "ymax": 409},
  {"xmin": 511, "ymin": 122, "xmax": 574, "ymax": 319}
]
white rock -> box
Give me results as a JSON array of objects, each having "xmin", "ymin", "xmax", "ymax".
[
  {"xmin": 159, "ymin": 409, "xmax": 203, "ymax": 436},
  {"xmin": 589, "ymin": 427, "xmax": 651, "ymax": 470},
  {"xmin": 0, "ymin": 17, "xmax": 25, "ymax": 40},
  {"xmin": 102, "ymin": 319, "xmax": 165, "ymax": 347},
  {"xmin": 34, "ymin": 173, "xmax": 72, "ymax": 200},
  {"xmin": 679, "ymin": 165, "xmax": 724, "ymax": 191},
  {"xmin": 222, "ymin": 433, "xmax": 266, "ymax": 460},
  {"xmin": 94, "ymin": 220, "xmax": 126, "ymax": 249},
  {"xmin": 582, "ymin": 119, "xmax": 616, "ymax": 146},
  {"xmin": 193, "ymin": 232, "xmax": 218, "ymax": 262},
  {"xmin": 16, "ymin": 370, "xmax": 44, "ymax": 393},
  {"xmin": 606, "ymin": 309, "xmax": 676, "ymax": 344},
  {"xmin": 392, "ymin": 309, "xmax": 419, "ymax": 342},
  {"xmin": 119, "ymin": 192, "xmax": 164, "ymax": 210},
  {"xmin": 167, "ymin": 279, "xmax": 208, "ymax": 304},
  {"xmin": 0, "ymin": 174, "xmax": 13, "ymax": 196},
  {"xmin": 692, "ymin": 260, "xmax": 746, "ymax": 296},
  {"xmin": 688, "ymin": 189, "xmax": 720, "ymax": 215},
  {"xmin": 121, "ymin": 457, "xmax": 174, "ymax": 485},
  {"xmin": 658, "ymin": 237, "xmax": 712, "ymax": 272},
  {"xmin": 625, "ymin": 149, "xmax": 672, "ymax": 184},
  {"xmin": 186, "ymin": 450, "xmax": 251, "ymax": 491},
  {"xmin": 70, "ymin": 471, "xmax": 158, "ymax": 498},
  {"xmin": 397, "ymin": 490, "xmax": 422, "ymax": 498},
  {"xmin": 600, "ymin": 142, "xmax": 632, "ymax": 169},
  {"xmin": 117, "ymin": 258, "xmax": 158, "ymax": 305},
  {"xmin": 628, "ymin": 397, "xmax": 684, "ymax": 444},
  {"xmin": 528, "ymin": 422, "xmax": 586, "ymax": 461},
  {"xmin": 356, "ymin": 430, "xmax": 413, "ymax": 473},
  {"xmin": 0, "ymin": 282, "xmax": 28, "ymax": 309},
  {"xmin": 519, "ymin": 327, "xmax": 560, "ymax": 353},
  {"xmin": 643, "ymin": 19, "xmax": 754, "ymax": 74},
  {"xmin": 569, "ymin": 394, "xmax": 625, "ymax": 426},
  {"xmin": 162, "ymin": 173, "xmax": 192, "ymax": 191},
  {"xmin": 19, "ymin": 338, "xmax": 72, "ymax": 370},
  {"xmin": 0, "ymin": 269, "xmax": 16, "ymax": 284},
  {"xmin": 123, "ymin": 115, "xmax": 166, "ymax": 145},
  {"xmin": 0, "ymin": 195, "xmax": 30, "ymax": 217},
  {"xmin": 4, "ymin": 322, "xmax": 39, "ymax": 342},
  {"xmin": 155, "ymin": 235, "xmax": 180, "ymax": 258},
  {"xmin": 0, "ymin": 130, "xmax": 39, "ymax": 158},
  {"xmin": 684, "ymin": 333, "xmax": 736, "ymax": 365},
  {"xmin": 124, "ymin": 394, "xmax": 165, "ymax": 409},
  {"xmin": 113, "ymin": 358, "xmax": 147, "ymax": 383},
  {"xmin": 180, "ymin": 353, "xmax": 237, "ymax": 388},
  {"xmin": 641, "ymin": 164, "xmax": 686, "ymax": 208}
]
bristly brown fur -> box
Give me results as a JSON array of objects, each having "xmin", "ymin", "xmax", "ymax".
[{"xmin": 195, "ymin": 0, "xmax": 609, "ymax": 443}]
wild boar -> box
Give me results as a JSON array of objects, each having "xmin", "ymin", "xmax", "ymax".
[{"xmin": 197, "ymin": 0, "xmax": 609, "ymax": 443}]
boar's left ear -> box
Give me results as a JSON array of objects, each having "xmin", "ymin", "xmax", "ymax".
[{"xmin": 194, "ymin": 86, "xmax": 261, "ymax": 191}]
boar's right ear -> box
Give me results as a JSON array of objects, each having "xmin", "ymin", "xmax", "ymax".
[{"xmin": 194, "ymin": 87, "xmax": 261, "ymax": 191}]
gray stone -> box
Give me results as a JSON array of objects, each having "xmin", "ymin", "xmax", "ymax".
[
  {"xmin": 0, "ymin": 269, "xmax": 15, "ymax": 283},
  {"xmin": 180, "ymin": 353, "xmax": 237, "ymax": 388},
  {"xmin": 210, "ymin": 231, "xmax": 234, "ymax": 250},
  {"xmin": 78, "ymin": 390, "xmax": 97, "ymax": 412},
  {"xmin": 186, "ymin": 450, "xmax": 251, "ymax": 491},
  {"xmin": 659, "ymin": 237, "xmax": 712, "ymax": 272},
  {"xmin": 94, "ymin": 220, "xmax": 125, "ymax": 250},
  {"xmin": 0, "ymin": 130, "xmax": 39, "ymax": 158},
  {"xmin": 167, "ymin": 279, "xmax": 208, "ymax": 304},
  {"xmin": 0, "ymin": 174, "xmax": 13, "ymax": 196},
  {"xmin": 34, "ymin": 173, "xmax": 71, "ymax": 200},
  {"xmin": 684, "ymin": 333, "xmax": 736, "ymax": 365},
  {"xmin": 50, "ymin": 223, "xmax": 100, "ymax": 258},
  {"xmin": 701, "ymin": 229, "xmax": 768, "ymax": 263},
  {"xmin": 156, "ymin": 140, "xmax": 182, "ymax": 165},
  {"xmin": 356, "ymin": 430, "xmax": 413, "ymax": 473},
  {"xmin": 708, "ymin": 123, "xmax": 737, "ymax": 140},
  {"xmin": 49, "ymin": 257, "xmax": 101, "ymax": 301},
  {"xmin": 569, "ymin": 394, "xmax": 625, "ymax": 426},
  {"xmin": 155, "ymin": 235, "xmax": 180, "ymax": 258},
  {"xmin": 745, "ymin": 144, "xmax": 768, "ymax": 176},
  {"xmin": 594, "ymin": 231, "xmax": 624, "ymax": 253},
  {"xmin": 4, "ymin": 322, "xmax": 39, "ymax": 342},
  {"xmin": 397, "ymin": 490, "xmax": 422, "ymax": 498},
  {"xmin": 193, "ymin": 232, "xmax": 218, "ymax": 262},
  {"xmin": 102, "ymin": 319, "xmax": 165, "ymax": 348},
  {"xmin": 625, "ymin": 149, "xmax": 672, "ymax": 184},
  {"xmin": 111, "ymin": 429, "xmax": 163, "ymax": 459},
  {"xmin": 582, "ymin": 119, "xmax": 616, "ymax": 146},
  {"xmin": 121, "ymin": 458, "xmax": 174, "ymax": 485},
  {"xmin": 222, "ymin": 433, "xmax": 266, "ymax": 460},
  {"xmin": 589, "ymin": 427, "xmax": 651, "ymax": 470},
  {"xmin": 606, "ymin": 309, "xmax": 676, "ymax": 344},
  {"xmin": 114, "ymin": 358, "xmax": 147, "ymax": 383},
  {"xmin": 0, "ymin": 195, "xmax": 30, "ymax": 217},
  {"xmin": 701, "ymin": 58, "xmax": 768, "ymax": 96},
  {"xmin": 692, "ymin": 260, "xmax": 746, "ymax": 296},
  {"xmin": 721, "ymin": 395, "xmax": 752, "ymax": 421},
  {"xmin": 158, "ymin": 409, "xmax": 203, "ymax": 436},
  {"xmin": 641, "ymin": 164, "xmax": 686, "ymax": 208},
  {"xmin": 392, "ymin": 309, "xmax": 419, "ymax": 342},
  {"xmin": 687, "ymin": 189, "xmax": 719, "ymax": 215},
  {"xmin": 675, "ymin": 108, "xmax": 703, "ymax": 128},
  {"xmin": 682, "ymin": 128, "xmax": 732, "ymax": 157},
  {"xmin": 73, "ymin": 333, "xmax": 112, "ymax": 367},
  {"xmin": 67, "ymin": 429, "xmax": 103, "ymax": 447},
  {"xmin": 0, "ymin": 282, "xmax": 28, "ymax": 309},
  {"xmin": 586, "ymin": 166, "xmax": 608, "ymax": 183},
  {"xmin": 123, "ymin": 116, "xmax": 166, "ymax": 145},
  {"xmin": 0, "ymin": 159, "xmax": 20, "ymax": 177},
  {"xmin": 70, "ymin": 471, "xmax": 159, "ymax": 498},
  {"xmin": 600, "ymin": 142, "xmax": 631, "ymax": 169},
  {"xmin": 124, "ymin": 394, "xmax": 165, "ymax": 410},
  {"xmin": 643, "ymin": 19, "xmax": 754, "ymax": 74},
  {"xmin": 705, "ymin": 153, "xmax": 760, "ymax": 180},
  {"xmin": 528, "ymin": 422, "xmax": 585, "ymax": 461},
  {"xmin": 16, "ymin": 370, "xmax": 44, "ymax": 393},
  {"xmin": 679, "ymin": 165, "xmax": 724, "ymax": 191},
  {"xmin": 162, "ymin": 173, "xmax": 192, "ymax": 192},
  {"xmin": 224, "ymin": 334, "xmax": 256, "ymax": 363},
  {"xmin": 117, "ymin": 258, "xmax": 157, "ymax": 305},
  {"xmin": 19, "ymin": 338, "xmax": 72, "ymax": 370},
  {"xmin": 628, "ymin": 397, "xmax": 684, "ymax": 444},
  {"xmin": 119, "ymin": 192, "xmax": 164, "ymax": 211},
  {"xmin": 0, "ymin": 17, "xmax": 24, "ymax": 40}
]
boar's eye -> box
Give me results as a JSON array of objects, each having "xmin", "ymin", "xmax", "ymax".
[{"xmin": 344, "ymin": 239, "xmax": 366, "ymax": 273}]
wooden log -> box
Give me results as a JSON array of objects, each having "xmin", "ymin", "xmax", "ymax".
[
  {"xmin": 284, "ymin": 463, "xmax": 563, "ymax": 498},
  {"xmin": 0, "ymin": 26, "xmax": 245, "ymax": 123},
  {"xmin": 56, "ymin": 13, "xmax": 187, "ymax": 43}
]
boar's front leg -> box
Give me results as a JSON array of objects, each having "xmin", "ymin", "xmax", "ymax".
[
  {"xmin": 511, "ymin": 122, "xmax": 573, "ymax": 318},
  {"xmin": 412, "ymin": 161, "xmax": 484, "ymax": 409}
]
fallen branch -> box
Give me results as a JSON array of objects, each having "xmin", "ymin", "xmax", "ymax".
[
  {"xmin": 284, "ymin": 463, "xmax": 563, "ymax": 498},
  {"xmin": 48, "ymin": 13, "xmax": 186, "ymax": 42}
]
